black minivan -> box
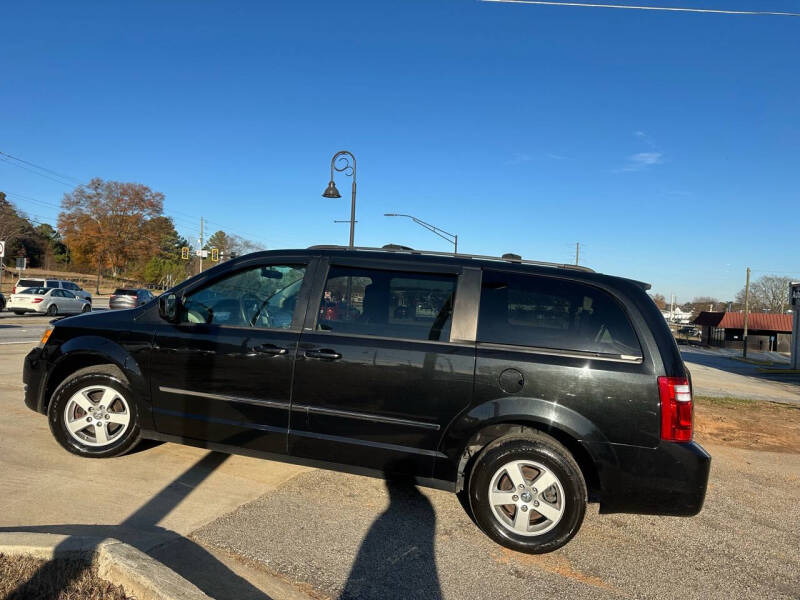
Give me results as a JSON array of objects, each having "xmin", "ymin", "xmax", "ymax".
[{"xmin": 23, "ymin": 246, "xmax": 710, "ymax": 553}]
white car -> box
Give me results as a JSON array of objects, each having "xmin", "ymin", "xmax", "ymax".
[
  {"xmin": 7, "ymin": 287, "xmax": 91, "ymax": 316},
  {"xmin": 12, "ymin": 278, "xmax": 92, "ymax": 304}
]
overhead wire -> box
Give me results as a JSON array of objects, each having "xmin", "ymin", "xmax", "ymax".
[{"xmin": 481, "ymin": 0, "xmax": 800, "ymax": 17}]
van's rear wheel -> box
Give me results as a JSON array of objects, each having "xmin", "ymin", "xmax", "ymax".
[
  {"xmin": 48, "ymin": 365, "xmax": 141, "ymax": 458},
  {"xmin": 467, "ymin": 432, "xmax": 586, "ymax": 554}
]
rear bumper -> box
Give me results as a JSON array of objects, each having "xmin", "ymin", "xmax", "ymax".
[{"xmin": 590, "ymin": 440, "xmax": 711, "ymax": 516}]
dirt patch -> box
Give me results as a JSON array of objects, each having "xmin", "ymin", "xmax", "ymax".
[
  {"xmin": 0, "ymin": 554, "xmax": 130, "ymax": 600},
  {"xmin": 694, "ymin": 396, "xmax": 800, "ymax": 454},
  {"xmin": 494, "ymin": 548, "xmax": 616, "ymax": 592}
]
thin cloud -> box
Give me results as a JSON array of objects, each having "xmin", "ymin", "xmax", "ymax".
[
  {"xmin": 506, "ymin": 153, "xmax": 535, "ymax": 165},
  {"xmin": 618, "ymin": 152, "xmax": 663, "ymax": 172},
  {"xmin": 546, "ymin": 152, "xmax": 568, "ymax": 160}
]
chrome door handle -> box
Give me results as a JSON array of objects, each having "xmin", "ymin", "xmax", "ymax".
[
  {"xmin": 305, "ymin": 348, "xmax": 342, "ymax": 360},
  {"xmin": 252, "ymin": 344, "xmax": 287, "ymax": 355}
]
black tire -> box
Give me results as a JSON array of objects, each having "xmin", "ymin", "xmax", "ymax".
[
  {"xmin": 47, "ymin": 304, "xmax": 58, "ymax": 316},
  {"xmin": 47, "ymin": 364, "xmax": 141, "ymax": 458},
  {"xmin": 81, "ymin": 304, "xmax": 91, "ymax": 313},
  {"xmin": 467, "ymin": 432, "xmax": 587, "ymax": 554},
  {"xmin": 11, "ymin": 310, "xmax": 24, "ymax": 315}
]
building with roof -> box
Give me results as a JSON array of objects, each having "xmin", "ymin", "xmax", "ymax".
[{"xmin": 693, "ymin": 311, "xmax": 793, "ymax": 352}]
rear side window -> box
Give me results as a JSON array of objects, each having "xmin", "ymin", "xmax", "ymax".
[
  {"xmin": 318, "ymin": 266, "xmax": 457, "ymax": 341},
  {"xmin": 63, "ymin": 282, "xmax": 80, "ymax": 290},
  {"xmin": 18, "ymin": 279, "xmax": 43, "ymax": 287},
  {"xmin": 477, "ymin": 270, "xmax": 642, "ymax": 358},
  {"xmin": 46, "ymin": 280, "xmax": 60, "ymax": 288}
]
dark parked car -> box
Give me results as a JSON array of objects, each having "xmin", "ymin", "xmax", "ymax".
[
  {"xmin": 23, "ymin": 246, "xmax": 710, "ymax": 553},
  {"xmin": 0, "ymin": 291, "xmax": 5, "ymax": 312},
  {"xmin": 109, "ymin": 288, "xmax": 155, "ymax": 310}
]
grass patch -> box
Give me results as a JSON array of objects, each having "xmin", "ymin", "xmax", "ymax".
[{"xmin": 0, "ymin": 554, "xmax": 130, "ymax": 600}]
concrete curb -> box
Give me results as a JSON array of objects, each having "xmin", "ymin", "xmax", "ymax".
[{"xmin": 0, "ymin": 532, "xmax": 213, "ymax": 600}]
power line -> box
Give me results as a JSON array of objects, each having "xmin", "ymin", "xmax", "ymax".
[
  {"xmin": 1, "ymin": 149, "xmax": 269, "ymax": 246},
  {"xmin": 0, "ymin": 156, "xmax": 77, "ymax": 187},
  {"xmin": 482, "ymin": 0, "xmax": 800, "ymax": 17},
  {"xmin": 0, "ymin": 150, "xmax": 82, "ymax": 184}
]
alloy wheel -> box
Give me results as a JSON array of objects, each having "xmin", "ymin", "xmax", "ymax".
[
  {"xmin": 488, "ymin": 459, "xmax": 566, "ymax": 536},
  {"xmin": 63, "ymin": 385, "xmax": 131, "ymax": 447}
]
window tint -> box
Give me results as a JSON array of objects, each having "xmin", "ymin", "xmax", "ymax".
[
  {"xmin": 477, "ymin": 270, "xmax": 641, "ymax": 357},
  {"xmin": 18, "ymin": 279, "xmax": 44, "ymax": 287},
  {"xmin": 181, "ymin": 264, "xmax": 305, "ymax": 328},
  {"xmin": 63, "ymin": 282, "xmax": 80, "ymax": 290},
  {"xmin": 318, "ymin": 266, "xmax": 457, "ymax": 341},
  {"xmin": 46, "ymin": 280, "xmax": 60, "ymax": 288},
  {"xmin": 113, "ymin": 289, "xmax": 137, "ymax": 295}
]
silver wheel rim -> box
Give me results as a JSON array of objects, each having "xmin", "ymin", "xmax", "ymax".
[
  {"xmin": 63, "ymin": 385, "xmax": 131, "ymax": 447},
  {"xmin": 488, "ymin": 459, "xmax": 566, "ymax": 536}
]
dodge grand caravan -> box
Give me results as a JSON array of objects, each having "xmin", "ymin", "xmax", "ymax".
[{"xmin": 23, "ymin": 246, "xmax": 710, "ymax": 553}]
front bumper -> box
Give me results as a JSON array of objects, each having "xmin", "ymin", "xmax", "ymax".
[
  {"xmin": 590, "ymin": 440, "xmax": 711, "ymax": 516},
  {"xmin": 23, "ymin": 346, "xmax": 48, "ymax": 413}
]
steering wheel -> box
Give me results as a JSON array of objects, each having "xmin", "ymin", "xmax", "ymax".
[{"xmin": 239, "ymin": 293, "xmax": 263, "ymax": 326}]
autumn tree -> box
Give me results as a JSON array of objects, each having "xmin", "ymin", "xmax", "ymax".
[
  {"xmin": 58, "ymin": 179, "xmax": 165, "ymax": 290},
  {"xmin": 735, "ymin": 275, "xmax": 793, "ymax": 313},
  {"xmin": 649, "ymin": 293, "xmax": 666, "ymax": 309},
  {"xmin": 686, "ymin": 296, "xmax": 724, "ymax": 316}
]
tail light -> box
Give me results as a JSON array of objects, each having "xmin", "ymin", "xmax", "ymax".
[
  {"xmin": 659, "ymin": 376, "xmax": 693, "ymax": 441},
  {"xmin": 11, "ymin": 286, "xmax": 16, "ymax": 293},
  {"xmin": 32, "ymin": 298, "xmax": 43, "ymax": 303}
]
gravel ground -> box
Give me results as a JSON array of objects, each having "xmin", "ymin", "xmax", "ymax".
[{"xmin": 194, "ymin": 441, "xmax": 800, "ymax": 600}]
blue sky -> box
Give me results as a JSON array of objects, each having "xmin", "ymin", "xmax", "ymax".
[{"xmin": 1, "ymin": 0, "xmax": 798, "ymax": 302}]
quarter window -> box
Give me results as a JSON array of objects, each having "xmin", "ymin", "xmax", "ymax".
[
  {"xmin": 181, "ymin": 264, "xmax": 306, "ymax": 329},
  {"xmin": 477, "ymin": 270, "xmax": 642, "ymax": 357},
  {"xmin": 318, "ymin": 266, "xmax": 457, "ymax": 341}
]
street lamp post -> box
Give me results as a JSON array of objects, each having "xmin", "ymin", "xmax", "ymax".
[
  {"xmin": 322, "ymin": 150, "xmax": 357, "ymax": 248},
  {"xmin": 384, "ymin": 213, "xmax": 458, "ymax": 254}
]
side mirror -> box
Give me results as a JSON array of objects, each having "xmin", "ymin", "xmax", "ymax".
[{"xmin": 159, "ymin": 293, "xmax": 179, "ymax": 322}]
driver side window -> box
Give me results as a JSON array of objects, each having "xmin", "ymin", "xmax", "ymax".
[{"xmin": 180, "ymin": 264, "xmax": 306, "ymax": 329}]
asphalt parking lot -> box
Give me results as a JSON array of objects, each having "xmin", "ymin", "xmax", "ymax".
[{"xmin": 1, "ymin": 338, "xmax": 799, "ymax": 599}]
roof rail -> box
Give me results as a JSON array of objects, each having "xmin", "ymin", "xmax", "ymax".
[{"xmin": 305, "ymin": 245, "xmax": 595, "ymax": 272}]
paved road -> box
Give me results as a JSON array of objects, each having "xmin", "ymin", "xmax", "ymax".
[
  {"xmin": 195, "ymin": 440, "xmax": 800, "ymax": 600},
  {"xmin": 681, "ymin": 347, "xmax": 800, "ymax": 404},
  {"xmin": 0, "ymin": 342, "xmax": 312, "ymax": 600},
  {"xmin": 0, "ymin": 299, "xmax": 110, "ymax": 344}
]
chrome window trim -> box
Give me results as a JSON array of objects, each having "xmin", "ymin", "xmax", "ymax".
[{"xmin": 477, "ymin": 342, "xmax": 644, "ymax": 364}]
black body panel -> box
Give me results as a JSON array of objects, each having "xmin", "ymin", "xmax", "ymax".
[{"xmin": 21, "ymin": 247, "xmax": 710, "ymax": 518}]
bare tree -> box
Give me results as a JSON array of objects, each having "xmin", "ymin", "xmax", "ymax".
[{"xmin": 735, "ymin": 275, "xmax": 793, "ymax": 313}]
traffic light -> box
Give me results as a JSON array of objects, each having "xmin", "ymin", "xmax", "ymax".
[
  {"xmin": 181, "ymin": 247, "xmax": 189, "ymax": 260},
  {"xmin": 211, "ymin": 247, "xmax": 219, "ymax": 262}
]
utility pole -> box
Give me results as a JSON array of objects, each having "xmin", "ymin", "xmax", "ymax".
[
  {"xmin": 742, "ymin": 267, "xmax": 751, "ymax": 358},
  {"xmin": 198, "ymin": 216, "xmax": 204, "ymax": 274},
  {"xmin": 575, "ymin": 242, "xmax": 580, "ymax": 266}
]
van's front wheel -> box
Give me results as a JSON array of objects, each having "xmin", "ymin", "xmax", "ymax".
[
  {"xmin": 467, "ymin": 432, "xmax": 586, "ymax": 554},
  {"xmin": 48, "ymin": 365, "xmax": 141, "ymax": 458}
]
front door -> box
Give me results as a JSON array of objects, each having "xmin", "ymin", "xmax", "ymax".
[
  {"xmin": 290, "ymin": 259, "xmax": 475, "ymax": 478},
  {"xmin": 149, "ymin": 260, "xmax": 312, "ymax": 454}
]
